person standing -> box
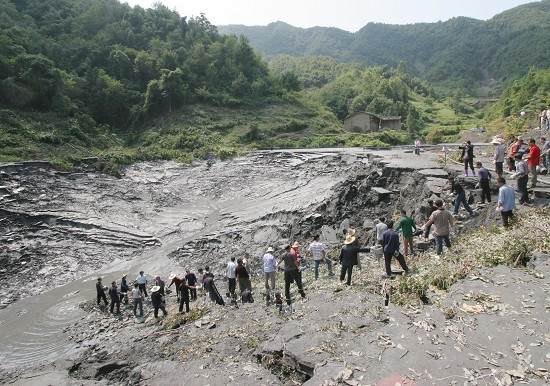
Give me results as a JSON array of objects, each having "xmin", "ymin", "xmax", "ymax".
[
  {"xmin": 178, "ymin": 279, "xmax": 196, "ymax": 314},
  {"xmin": 414, "ymin": 139, "xmax": 421, "ymax": 156},
  {"xmin": 507, "ymin": 138, "xmax": 523, "ymax": 171},
  {"xmin": 492, "ymin": 139, "xmax": 505, "ymax": 178},
  {"xmin": 339, "ymin": 235, "xmax": 370, "ymax": 286},
  {"xmin": 448, "ymin": 177, "xmax": 474, "ymax": 216},
  {"xmin": 136, "ymin": 271, "xmax": 147, "ymax": 297},
  {"xmin": 235, "ymin": 259, "xmax": 252, "ymax": 292},
  {"xmin": 459, "ymin": 141, "xmax": 475, "ymax": 176},
  {"xmin": 185, "ymin": 269, "xmax": 198, "ymax": 301},
  {"xmin": 540, "ymin": 108, "xmax": 547, "ymax": 130},
  {"xmin": 546, "ymin": 105, "xmax": 550, "ymax": 130},
  {"xmin": 375, "ymin": 217, "xmax": 388, "ymax": 245},
  {"xmin": 279, "ymin": 244, "xmax": 306, "ymax": 305},
  {"xmin": 226, "ymin": 257, "xmax": 237, "ymax": 297},
  {"xmin": 511, "ymin": 154, "xmax": 529, "ymax": 204},
  {"xmin": 108, "ymin": 281, "xmax": 121, "ymax": 314},
  {"xmin": 131, "ymin": 282, "xmax": 144, "ymax": 317},
  {"xmin": 381, "ymin": 221, "xmax": 409, "ymax": 277},
  {"xmin": 151, "ymin": 286, "xmax": 167, "ymax": 318},
  {"xmin": 96, "ymin": 277, "xmax": 108, "ymax": 307},
  {"xmin": 290, "ymin": 242, "xmax": 303, "ymax": 267},
  {"xmin": 307, "ymin": 235, "xmax": 333, "ymax": 279},
  {"xmin": 423, "ymin": 200, "xmax": 437, "ymax": 240},
  {"xmin": 475, "ymin": 161, "xmax": 492, "ymax": 204},
  {"xmin": 395, "ymin": 209, "xmax": 417, "ymax": 256},
  {"xmin": 120, "ymin": 274, "xmax": 129, "ymax": 304},
  {"xmin": 154, "ymin": 276, "xmax": 165, "ymax": 296},
  {"xmin": 525, "ymin": 139, "xmax": 540, "ymax": 188},
  {"xmin": 423, "ymin": 199, "xmax": 455, "ymax": 257},
  {"xmin": 496, "ymin": 177, "xmax": 516, "ymax": 228},
  {"xmin": 262, "ymin": 247, "xmax": 277, "ymax": 291},
  {"xmin": 541, "ymin": 137, "xmax": 550, "ymax": 169}
]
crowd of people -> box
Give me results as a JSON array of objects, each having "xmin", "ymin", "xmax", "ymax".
[{"xmin": 94, "ymin": 133, "xmax": 547, "ymax": 319}]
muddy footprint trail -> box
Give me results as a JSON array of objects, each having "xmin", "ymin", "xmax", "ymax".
[{"xmin": 1, "ymin": 148, "xmax": 503, "ymax": 384}]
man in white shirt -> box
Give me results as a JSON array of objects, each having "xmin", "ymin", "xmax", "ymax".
[
  {"xmin": 374, "ymin": 217, "xmax": 388, "ymax": 245},
  {"xmin": 263, "ymin": 247, "xmax": 277, "ymax": 291},
  {"xmin": 131, "ymin": 282, "xmax": 144, "ymax": 317},
  {"xmin": 136, "ymin": 271, "xmax": 147, "ymax": 297},
  {"xmin": 226, "ymin": 257, "xmax": 237, "ymax": 296},
  {"xmin": 306, "ymin": 235, "xmax": 333, "ymax": 279}
]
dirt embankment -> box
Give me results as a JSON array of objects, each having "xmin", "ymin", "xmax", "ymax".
[{"xmin": 0, "ymin": 149, "xmax": 548, "ymax": 385}]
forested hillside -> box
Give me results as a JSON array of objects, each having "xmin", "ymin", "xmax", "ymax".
[
  {"xmin": 218, "ymin": 0, "xmax": 550, "ymax": 90},
  {"xmin": 0, "ymin": 0, "xmax": 342, "ymax": 168}
]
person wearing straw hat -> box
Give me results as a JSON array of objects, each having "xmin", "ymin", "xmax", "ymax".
[
  {"xmin": 290, "ymin": 241, "xmax": 303, "ymax": 267},
  {"xmin": 151, "ymin": 285, "xmax": 167, "ymax": 318},
  {"xmin": 279, "ymin": 244, "xmax": 306, "ymax": 305},
  {"xmin": 168, "ymin": 273, "xmax": 184, "ymax": 302},
  {"xmin": 339, "ymin": 234, "xmax": 370, "ymax": 286},
  {"xmin": 120, "ymin": 274, "xmax": 129, "ymax": 304},
  {"xmin": 263, "ymin": 247, "xmax": 277, "ymax": 291},
  {"xmin": 492, "ymin": 138, "xmax": 505, "ymax": 178}
]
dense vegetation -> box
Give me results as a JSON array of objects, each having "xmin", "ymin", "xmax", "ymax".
[{"xmin": 219, "ymin": 0, "xmax": 550, "ymax": 91}]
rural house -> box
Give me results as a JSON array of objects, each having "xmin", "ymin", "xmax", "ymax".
[{"xmin": 344, "ymin": 112, "xmax": 402, "ymax": 133}]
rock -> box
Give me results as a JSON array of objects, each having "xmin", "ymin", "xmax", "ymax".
[
  {"xmin": 532, "ymin": 187, "xmax": 550, "ymax": 199},
  {"xmin": 372, "ymin": 187, "xmax": 392, "ymax": 196},
  {"xmin": 417, "ymin": 169, "xmax": 449, "ymax": 178}
]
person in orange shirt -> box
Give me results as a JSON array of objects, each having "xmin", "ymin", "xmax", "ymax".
[{"xmin": 507, "ymin": 138, "xmax": 523, "ymax": 171}]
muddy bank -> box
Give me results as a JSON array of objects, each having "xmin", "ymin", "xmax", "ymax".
[{"xmin": 1, "ymin": 148, "xmax": 548, "ymax": 384}]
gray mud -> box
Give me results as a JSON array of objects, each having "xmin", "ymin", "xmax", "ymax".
[{"xmin": 0, "ymin": 148, "xmax": 548, "ymax": 385}]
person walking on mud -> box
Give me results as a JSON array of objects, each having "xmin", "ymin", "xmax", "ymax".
[
  {"xmin": 307, "ymin": 234, "xmax": 333, "ymax": 279},
  {"xmin": 459, "ymin": 140, "xmax": 475, "ymax": 177},
  {"xmin": 151, "ymin": 286, "xmax": 167, "ymax": 318},
  {"xmin": 136, "ymin": 271, "xmax": 147, "ymax": 297},
  {"xmin": 185, "ymin": 269, "xmax": 198, "ymax": 301},
  {"xmin": 511, "ymin": 154, "xmax": 529, "ymax": 204},
  {"xmin": 108, "ymin": 281, "xmax": 121, "ymax": 314},
  {"xmin": 339, "ymin": 235, "xmax": 370, "ymax": 286},
  {"xmin": 280, "ymin": 244, "xmax": 306, "ymax": 305},
  {"xmin": 120, "ymin": 274, "xmax": 129, "ymax": 304},
  {"xmin": 178, "ymin": 278, "xmax": 196, "ymax": 314},
  {"xmin": 235, "ymin": 258, "xmax": 252, "ymax": 293},
  {"xmin": 447, "ymin": 177, "xmax": 474, "ymax": 217},
  {"xmin": 263, "ymin": 247, "xmax": 277, "ymax": 291},
  {"xmin": 382, "ymin": 221, "xmax": 409, "ymax": 277},
  {"xmin": 423, "ymin": 199, "xmax": 455, "ymax": 257},
  {"xmin": 497, "ymin": 177, "xmax": 516, "ymax": 228},
  {"xmin": 226, "ymin": 257, "xmax": 237, "ymax": 297},
  {"xmin": 131, "ymin": 282, "xmax": 144, "ymax": 317},
  {"xmin": 155, "ymin": 276, "xmax": 165, "ymax": 296},
  {"xmin": 96, "ymin": 277, "xmax": 108, "ymax": 307},
  {"xmin": 395, "ymin": 209, "xmax": 417, "ymax": 256},
  {"xmin": 475, "ymin": 162, "xmax": 492, "ymax": 204},
  {"xmin": 375, "ymin": 217, "xmax": 388, "ymax": 245}
]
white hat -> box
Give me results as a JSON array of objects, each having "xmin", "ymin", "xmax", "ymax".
[
  {"xmin": 344, "ymin": 235, "xmax": 356, "ymax": 245},
  {"xmin": 347, "ymin": 228, "xmax": 356, "ymax": 236},
  {"xmin": 151, "ymin": 286, "xmax": 160, "ymax": 292},
  {"xmin": 491, "ymin": 139, "xmax": 501, "ymax": 145},
  {"xmin": 291, "ymin": 241, "xmax": 301, "ymax": 248},
  {"xmin": 266, "ymin": 247, "xmax": 275, "ymax": 253},
  {"xmin": 168, "ymin": 273, "xmax": 176, "ymax": 280}
]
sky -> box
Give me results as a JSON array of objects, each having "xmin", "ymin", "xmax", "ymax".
[{"xmin": 123, "ymin": 0, "xmax": 536, "ymax": 32}]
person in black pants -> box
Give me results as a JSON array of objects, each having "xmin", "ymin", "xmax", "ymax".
[
  {"xmin": 382, "ymin": 220, "xmax": 409, "ymax": 278},
  {"xmin": 151, "ymin": 286, "xmax": 167, "ymax": 318},
  {"xmin": 185, "ymin": 269, "xmax": 198, "ymax": 301},
  {"xmin": 178, "ymin": 279, "xmax": 196, "ymax": 313},
  {"xmin": 339, "ymin": 235, "xmax": 370, "ymax": 286},
  {"xmin": 108, "ymin": 281, "xmax": 120, "ymax": 314},
  {"xmin": 475, "ymin": 162, "xmax": 492, "ymax": 204},
  {"xmin": 279, "ymin": 245, "xmax": 306, "ymax": 305},
  {"xmin": 96, "ymin": 277, "xmax": 108, "ymax": 306},
  {"xmin": 459, "ymin": 141, "xmax": 475, "ymax": 177},
  {"xmin": 120, "ymin": 274, "xmax": 129, "ymax": 304},
  {"xmin": 512, "ymin": 153, "xmax": 529, "ymax": 204}
]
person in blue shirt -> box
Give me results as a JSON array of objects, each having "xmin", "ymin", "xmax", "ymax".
[
  {"xmin": 496, "ymin": 177, "xmax": 516, "ymax": 228},
  {"xmin": 382, "ymin": 220, "xmax": 409, "ymax": 278}
]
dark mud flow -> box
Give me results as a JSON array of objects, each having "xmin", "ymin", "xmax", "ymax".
[{"xmin": 3, "ymin": 149, "xmax": 413, "ymax": 365}]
